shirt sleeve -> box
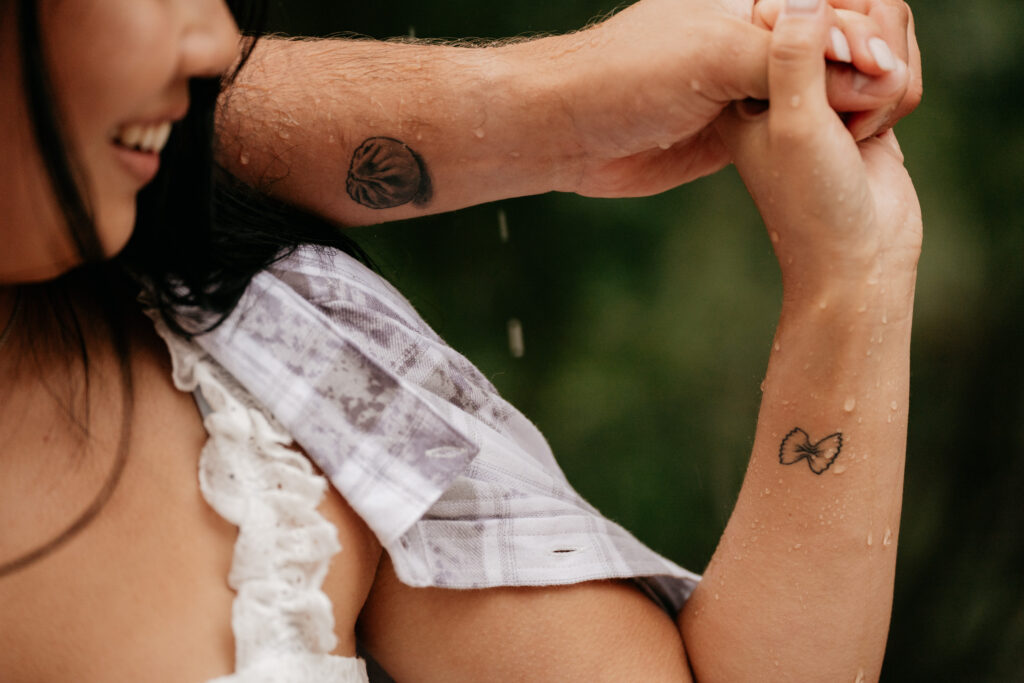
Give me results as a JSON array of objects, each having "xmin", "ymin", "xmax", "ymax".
[{"xmin": 193, "ymin": 246, "xmax": 700, "ymax": 614}]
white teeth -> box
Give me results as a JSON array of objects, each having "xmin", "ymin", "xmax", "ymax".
[
  {"xmin": 113, "ymin": 121, "xmax": 173, "ymax": 154},
  {"xmin": 152, "ymin": 123, "xmax": 171, "ymax": 151},
  {"xmin": 120, "ymin": 125, "xmax": 143, "ymax": 148},
  {"xmin": 141, "ymin": 127, "xmax": 157, "ymax": 151}
]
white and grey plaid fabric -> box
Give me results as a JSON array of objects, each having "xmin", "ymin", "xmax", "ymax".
[{"xmin": 189, "ymin": 246, "xmax": 700, "ymax": 613}]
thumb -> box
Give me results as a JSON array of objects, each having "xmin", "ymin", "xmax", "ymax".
[{"xmin": 768, "ymin": 0, "xmax": 832, "ymax": 137}]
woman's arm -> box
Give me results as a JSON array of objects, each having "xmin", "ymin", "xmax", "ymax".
[
  {"xmin": 214, "ymin": 0, "xmax": 918, "ymax": 227},
  {"xmin": 679, "ymin": 0, "xmax": 921, "ymax": 680},
  {"xmin": 357, "ymin": 5, "xmax": 919, "ymax": 681}
]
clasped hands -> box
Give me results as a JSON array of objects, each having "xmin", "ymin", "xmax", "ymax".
[{"xmin": 548, "ymin": 0, "xmax": 921, "ymax": 198}]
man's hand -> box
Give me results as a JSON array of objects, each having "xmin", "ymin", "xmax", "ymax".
[{"xmin": 553, "ymin": 0, "xmax": 921, "ymax": 198}]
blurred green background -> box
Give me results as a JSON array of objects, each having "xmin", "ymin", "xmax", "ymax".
[{"xmin": 268, "ymin": 1, "xmax": 1023, "ymax": 679}]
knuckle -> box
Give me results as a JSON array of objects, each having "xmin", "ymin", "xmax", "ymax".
[
  {"xmin": 905, "ymin": 78, "xmax": 923, "ymax": 109},
  {"xmin": 893, "ymin": 2, "xmax": 911, "ymax": 26},
  {"xmin": 769, "ymin": 34, "xmax": 819, "ymax": 64}
]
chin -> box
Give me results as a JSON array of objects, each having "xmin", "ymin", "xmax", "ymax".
[{"xmin": 95, "ymin": 204, "xmax": 139, "ymax": 259}]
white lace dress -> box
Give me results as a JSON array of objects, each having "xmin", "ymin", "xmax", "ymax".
[{"xmin": 154, "ymin": 319, "xmax": 369, "ymax": 683}]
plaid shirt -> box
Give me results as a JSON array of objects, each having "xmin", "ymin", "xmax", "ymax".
[{"xmin": 189, "ymin": 246, "xmax": 699, "ymax": 613}]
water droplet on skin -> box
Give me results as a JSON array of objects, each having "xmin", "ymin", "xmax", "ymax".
[
  {"xmin": 855, "ymin": 669, "xmax": 866, "ymax": 683},
  {"xmin": 843, "ymin": 396, "xmax": 856, "ymax": 412},
  {"xmin": 714, "ymin": 593, "xmax": 720, "ymax": 601},
  {"xmin": 832, "ymin": 464, "xmax": 847, "ymax": 475},
  {"xmin": 510, "ymin": 151, "xmax": 521, "ymax": 158},
  {"xmin": 760, "ymin": 380, "xmax": 766, "ymax": 392},
  {"xmin": 239, "ymin": 151, "xmax": 250, "ymax": 166},
  {"xmin": 793, "ymin": 543, "xmax": 802, "ymax": 550},
  {"xmin": 690, "ymin": 79, "xmax": 702, "ymax": 92},
  {"xmin": 858, "ymin": 303, "xmax": 867, "ymax": 313},
  {"xmin": 763, "ymin": 488, "xmax": 771, "ymax": 496},
  {"xmin": 867, "ymin": 532, "xmax": 873, "ymax": 547},
  {"xmin": 882, "ymin": 312, "xmax": 888, "ymax": 324},
  {"xmin": 837, "ymin": 192, "xmax": 845, "ymax": 203},
  {"xmin": 278, "ymin": 130, "xmax": 290, "ymax": 140},
  {"xmin": 770, "ymin": 231, "xmax": 781, "ymax": 244},
  {"xmin": 774, "ymin": 341, "xmax": 781, "ymax": 352},
  {"xmin": 658, "ymin": 141, "xmax": 673, "ymax": 150},
  {"xmin": 866, "ymin": 349, "xmax": 872, "ymax": 357},
  {"xmin": 890, "ymin": 401, "xmax": 899, "ymax": 411},
  {"xmin": 473, "ymin": 128, "xmax": 486, "ymax": 139},
  {"xmin": 857, "ymin": 416, "xmax": 863, "ymax": 424},
  {"xmin": 886, "ymin": 414, "xmax": 893, "ymax": 423},
  {"xmin": 883, "ymin": 527, "xmax": 893, "ymax": 546},
  {"xmin": 790, "ymin": 95, "xmax": 802, "ymax": 108}
]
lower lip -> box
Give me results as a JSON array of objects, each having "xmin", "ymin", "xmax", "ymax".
[{"xmin": 113, "ymin": 143, "xmax": 161, "ymax": 185}]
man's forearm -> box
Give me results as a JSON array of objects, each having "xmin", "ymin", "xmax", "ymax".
[{"xmin": 216, "ymin": 37, "xmax": 582, "ymax": 227}]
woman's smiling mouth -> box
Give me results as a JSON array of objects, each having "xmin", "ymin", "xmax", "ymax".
[{"xmin": 111, "ymin": 121, "xmax": 174, "ymax": 184}]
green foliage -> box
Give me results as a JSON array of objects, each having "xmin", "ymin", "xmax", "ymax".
[{"xmin": 270, "ymin": 1, "xmax": 1024, "ymax": 679}]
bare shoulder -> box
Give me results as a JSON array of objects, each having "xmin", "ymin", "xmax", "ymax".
[
  {"xmin": 358, "ymin": 555, "xmax": 694, "ymax": 681},
  {"xmin": 0, "ymin": 324, "xmax": 383, "ymax": 681}
]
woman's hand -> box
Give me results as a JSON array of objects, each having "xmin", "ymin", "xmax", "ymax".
[{"xmin": 716, "ymin": 0, "xmax": 922, "ymax": 307}]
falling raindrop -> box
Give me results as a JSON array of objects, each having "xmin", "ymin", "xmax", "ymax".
[
  {"xmin": 497, "ymin": 209, "xmax": 509, "ymax": 243},
  {"xmin": 507, "ymin": 318, "xmax": 525, "ymax": 358}
]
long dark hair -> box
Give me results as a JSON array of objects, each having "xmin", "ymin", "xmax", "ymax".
[{"xmin": 0, "ymin": 0, "xmax": 368, "ymax": 576}]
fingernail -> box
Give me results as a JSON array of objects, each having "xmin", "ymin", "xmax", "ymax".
[
  {"xmin": 868, "ymin": 37, "xmax": 897, "ymax": 72},
  {"xmin": 830, "ymin": 27, "xmax": 852, "ymax": 63},
  {"xmin": 786, "ymin": 0, "xmax": 821, "ymax": 13}
]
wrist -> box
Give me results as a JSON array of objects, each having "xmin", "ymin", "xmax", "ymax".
[
  {"xmin": 779, "ymin": 259, "xmax": 917, "ymax": 329},
  {"xmin": 494, "ymin": 36, "xmax": 588, "ymax": 194}
]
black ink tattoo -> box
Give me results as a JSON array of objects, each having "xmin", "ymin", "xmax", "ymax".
[
  {"xmin": 779, "ymin": 428, "xmax": 843, "ymax": 474},
  {"xmin": 346, "ymin": 137, "xmax": 433, "ymax": 209}
]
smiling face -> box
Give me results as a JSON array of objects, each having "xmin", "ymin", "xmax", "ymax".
[{"xmin": 0, "ymin": 0, "xmax": 240, "ymax": 283}]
